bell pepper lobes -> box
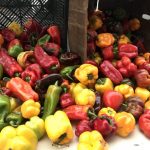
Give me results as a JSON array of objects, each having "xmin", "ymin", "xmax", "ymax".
[
  {"xmin": 114, "ymin": 112, "xmax": 135, "ymax": 137},
  {"xmin": 120, "ymin": 96, "xmax": 144, "ymax": 120},
  {"xmin": 17, "ymin": 51, "xmax": 34, "ymax": 68},
  {"xmin": 98, "ymin": 107, "xmax": 116, "ymax": 117},
  {"xmin": 139, "ymin": 109, "xmax": 150, "ymax": 138},
  {"xmin": 21, "ymin": 63, "xmax": 42, "ymax": 87},
  {"xmin": 100, "ymin": 60, "xmax": 123, "ymax": 84},
  {"xmin": 45, "ymin": 110, "xmax": 74, "ymax": 144},
  {"xmin": 118, "ymin": 44, "xmax": 138, "ymax": 59},
  {"xmin": 43, "ymin": 42, "xmax": 61, "ymax": 56},
  {"xmin": 129, "ymin": 18, "xmax": 141, "ymax": 31},
  {"xmin": 145, "ymin": 100, "xmax": 150, "ymax": 109},
  {"xmin": 6, "ymin": 77, "xmax": 39, "ymax": 102},
  {"xmin": 0, "ymin": 95, "xmax": 11, "ymax": 131},
  {"xmin": 102, "ymin": 45, "xmax": 114, "ymax": 60},
  {"xmin": 42, "ymin": 81, "xmax": 62, "ymax": 120},
  {"xmin": 93, "ymin": 92, "xmax": 102, "ymax": 114},
  {"xmin": 0, "ymin": 125, "xmax": 37, "ymax": 150},
  {"xmin": 0, "ymin": 34, "xmax": 4, "ymax": 47},
  {"xmin": 1, "ymin": 28, "xmax": 15, "ymax": 42},
  {"xmin": 75, "ymin": 120, "xmax": 92, "ymax": 137},
  {"xmin": 96, "ymin": 33, "xmax": 115, "ymax": 48},
  {"xmin": 0, "ymin": 48, "xmax": 23, "ymax": 77},
  {"xmin": 5, "ymin": 106, "xmax": 23, "ymax": 128},
  {"xmin": 135, "ymin": 87, "xmax": 150, "ymax": 103},
  {"xmin": 74, "ymin": 64, "xmax": 98, "ymax": 86},
  {"xmin": 95, "ymin": 78, "xmax": 113, "ymax": 93},
  {"xmin": 21, "ymin": 99, "xmax": 40, "ymax": 119},
  {"xmin": 78, "ymin": 130, "xmax": 108, "ymax": 150},
  {"xmin": 114, "ymin": 84, "xmax": 134, "ymax": 98},
  {"xmin": 34, "ymin": 46, "xmax": 60, "ymax": 74},
  {"xmin": 25, "ymin": 116, "xmax": 45, "ymax": 140},
  {"xmin": 37, "ymin": 34, "xmax": 50, "ymax": 46}
]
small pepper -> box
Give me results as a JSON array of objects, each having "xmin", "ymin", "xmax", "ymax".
[
  {"xmin": 98, "ymin": 107, "xmax": 116, "ymax": 117},
  {"xmin": 6, "ymin": 77, "xmax": 39, "ymax": 102},
  {"xmin": 21, "ymin": 99, "xmax": 41, "ymax": 119},
  {"xmin": 37, "ymin": 34, "xmax": 50, "ymax": 46},
  {"xmin": 0, "ymin": 34, "xmax": 4, "ymax": 47},
  {"xmin": 114, "ymin": 84, "xmax": 134, "ymax": 98},
  {"xmin": 114, "ymin": 112, "xmax": 135, "ymax": 137},
  {"xmin": 42, "ymin": 81, "xmax": 62, "ymax": 120},
  {"xmin": 129, "ymin": 18, "xmax": 141, "ymax": 31},
  {"xmin": 118, "ymin": 34, "xmax": 130, "ymax": 45},
  {"xmin": 45, "ymin": 110, "xmax": 74, "ymax": 144},
  {"xmin": 95, "ymin": 78, "xmax": 113, "ymax": 93},
  {"xmin": 135, "ymin": 87, "xmax": 150, "ymax": 103}
]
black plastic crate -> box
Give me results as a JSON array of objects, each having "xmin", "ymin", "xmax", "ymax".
[{"xmin": 0, "ymin": 0, "xmax": 69, "ymax": 49}]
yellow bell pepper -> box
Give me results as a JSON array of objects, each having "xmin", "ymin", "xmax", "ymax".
[
  {"xmin": 114, "ymin": 84, "xmax": 134, "ymax": 98},
  {"xmin": 0, "ymin": 125, "xmax": 37, "ymax": 150},
  {"xmin": 25, "ymin": 116, "xmax": 45, "ymax": 140},
  {"xmin": 74, "ymin": 64, "xmax": 98, "ymax": 86},
  {"xmin": 118, "ymin": 34, "xmax": 130, "ymax": 45},
  {"xmin": 21, "ymin": 99, "xmax": 41, "ymax": 119},
  {"xmin": 78, "ymin": 130, "xmax": 108, "ymax": 150},
  {"xmin": 98, "ymin": 107, "xmax": 116, "ymax": 117},
  {"xmin": 95, "ymin": 78, "xmax": 113, "ymax": 93},
  {"xmin": 145, "ymin": 100, "xmax": 150, "ymax": 109},
  {"xmin": 135, "ymin": 87, "xmax": 150, "ymax": 103},
  {"xmin": 45, "ymin": 110, "xmax": 74, "ymax": 145},
  {"xmin": 114, "ymin": 112, "xmax": 135, "ymax": 137}
]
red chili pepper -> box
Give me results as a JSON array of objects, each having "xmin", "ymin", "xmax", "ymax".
[
  {"xmin": 100, "ymin": 60, "xmax": 123, "ymax": 84},
  {"xmin": 1, "ymin": 28, "xmax": 15, "ymax": 42},
  {"xmin": 34, "ymin": 46, "xmax": 60, "ymax": 74},
  {"xmin": 75, "ymin": 120, "xmax": 92, "ymax": 137},
  {"xmin": 102, "ymin": 45, "xmax": 114, "ymax": 60},
  {"xmin": 118, "ymin": 44, "xmax": 138, "ymax": 59},
  {"xmin": 47, "ymin": 25, "xmax": 61, "ymax": 45},
  {"xmin": 21, "ymin": 63, "xmax": 42, "ymax": 86},
  {"xmin": 84, "ymin": 59, "xmax": 98, "ymax": 67},
  {"xmin": 0, "ymin": 48, "xmax": 23, "ymax": 77},
  {"xmin": 92, "ymin": 114, "xmax": 117, "ymax": 138}
]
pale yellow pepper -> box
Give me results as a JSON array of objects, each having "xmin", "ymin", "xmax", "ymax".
[{"xmin": 98, "ymin": 107, "xmax": 116, "ymax": 117}]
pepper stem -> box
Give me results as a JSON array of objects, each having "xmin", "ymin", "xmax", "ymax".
[
  {"xmin": 54, "ymin": 80, "xmax": 59, "ymax": 86},
  {"xmin": 87, "ymin": 74, "xmax": 94, "ymax": 80},
  {"xmin": 54, "ymin": 133, "xmax": 67, "ymax": 145},
  {"xmin": 87, "ymin": 108, "xmax": 97, "ymax": 120}
]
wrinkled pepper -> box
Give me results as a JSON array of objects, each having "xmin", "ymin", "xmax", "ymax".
[
  {"xmin": 34, "ymin": 46, "xmax": 60, "ymax": 74},
  {"xmin": 98, "ymin": 107, "xmax": 116, "ymax": 117},
  {"xmin": 0, "ymin": 48, "xmax": 23, "ymax": 77},
  {"xmin": 74, "ymin": 64, "xmax": 98, "ymax": 86},
  {"xmin": 37, "ymin": 34, "xmax": 50, "ymax": 46},
  {"xmin": 100, "ymin": 60, "xmax": 123, "ymax": 84},
  {"xmin": 114, "ymin": 112, "xmax": 135, "ymax": 137},
  {"xmin": 78, "ymin": 130, "xmax": 108, "ymax": 150},
  {"xmin": 21, "ymin": 99, "xmax": 41, "ymax": 119},
  {"xmin": 114, "ymin": 84, "xmax": 134, "ymax": 98},
  {"xmin": 42, "ymin": 81, "xmax": 62, "ymax": 120},
  {"xmin": 95, "ymin": 78, "xmax": 113, "ymax": 93},
  {"xmin": 45, "ymin": 110, "xmax": 74, "ymax": 144},
  {"xmin": 6, "ymin": 77, "xmax": 39, "ymax": 102},
  {"xmin": 21, "ymin": 63, "xmax": 42, "ymax": 86}
]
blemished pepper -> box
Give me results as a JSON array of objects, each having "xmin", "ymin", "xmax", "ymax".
[
  {"xmin": 42, "ymin": 81, "xmax": 62, "ymax": 120},
  {"xmin": 74, "ymin": 64, "xmax": 98, "ymax": 86},
  {"xmin": 114, "ymin": 112, "xmax": 135, "ymax": 137},
  {"xmin": 21, "ymin": 99, "xmax": 41, "ymax": 119},
  {"xmin": 0, "ymin": 125, "xmax": 37, "ymax": 150},
  {"xmin": 6, "ymin": 77, "xmax": 39, "ymax": 102},
  {"xmin": 0, "ymin": 94, "xmax": 11, "ymax": 131},
  {"xmin": 98, "ymin": 107, "xmax": 116, "ymax": 117},
  {"xmin": 34, "ymin": 46, "xmax": 60, "ymax": 74},
  {"xmin": 45, "ymin": 110, "xmax": 74, "ymax": 144},
  {"xmin": 114, "ymin": 84, "xmax": 134, "ymax": 98},
  {"xmin": 78, "ymin": 130, "xmax": 108, "ymax": 150},
  {"xmin": 135, "ymin": 87, "xmax": 150, "ymax": 103},
  {"xmin": 21, "ymin": 63, "xmax": 42, "ymax": 87},
  {"xmin": 95, "ymin": 78, "xmax": 113, "ymax": 93},
  {"xmin": 0, "ymin": 48, "xmax": 23, "ymax": 77},
  {"xmin": 37, "ymin": 34, "xmax": 50, "ymax": 46},
  {"xmin": 8, "ymin": 39, "xmax": 24, "ymax": 58}
]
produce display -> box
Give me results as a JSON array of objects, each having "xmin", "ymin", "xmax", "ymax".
[{"xmin": 0, "ymin": 7, "xmax": 150, "ymax": 150}]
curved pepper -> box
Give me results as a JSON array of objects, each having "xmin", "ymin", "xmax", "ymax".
[
  {"xmin": 98, "ymin": 107, "xmax": 116, "ymax": 117},
  {"xmin": 78, "ymin": 130, "xmax": 108, "ymax": 150},
  {"xmin": 74, "ymin": 64, "xmax": 98, "ymax": 86},
  {"xmin": 45, "ymin": 110, "xmax": 74, "ymax": 145},
  {"xmin": 114, "ymin": 84, "xmax": 134, "ymax": 98},
  {"xmin": 114, "ymin": 112, "xmax": 135, "ymax": 137},
  {"xmin": 95, "ymin": 78, "xmax": 113, "ymax": 93},
  {"xmin": 21, "ymin": 99, "xmax": 41, "ymax": 119}
]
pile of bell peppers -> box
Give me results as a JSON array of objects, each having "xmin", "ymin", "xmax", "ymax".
[{"xmin": 0, "ymin": 7, "xmax": 150, "ymax": 150}]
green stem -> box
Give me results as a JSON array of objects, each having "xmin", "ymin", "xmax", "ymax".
[{"xmin": 54, "ymin": 133, "xmax": 67, "ymax": 145}]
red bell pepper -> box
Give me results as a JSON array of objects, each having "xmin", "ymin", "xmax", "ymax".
[
  {"xmin": 6, "ymin": 77, "xmax": 39, "ymax": 102},
  {"xmin": 118, "ymin": 43, "xmax": 138, "ymax": 59},
  {"xmin": 139, "ymin": 109, "xmax": 150, "ymax": 138},
  {"xmin": 47, "ymin": 25, "xmax": 61, "ymax": 45},
  {"xmin": 34, "ymin": 46, "xmax": 60, "ymax": 74},
  {"xmin": 0, "ymin": 48, "xmax": 23, "ymax": 77},
  {"xmin": 21, "ymin": 63, "xmax": 42, "ymax": 86},
  {"xmin": 100, "ymin": 60, "xmax": 123, "ymax": 84},
  {"xmin": 1, "ymin": 28, "xmax": 15, "ymax": 42},
  {"xmin": 102, "ymin": 46, "xmax": 114, "ymax": 60}
]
